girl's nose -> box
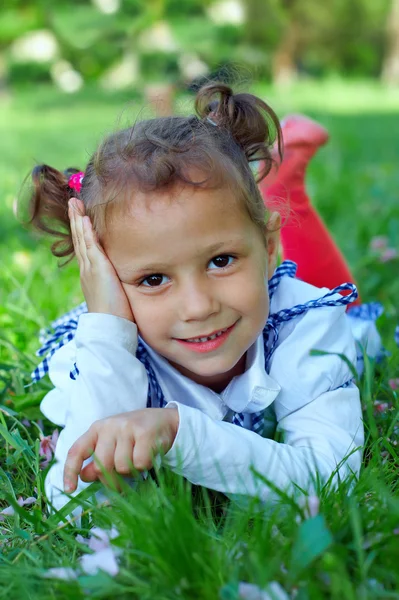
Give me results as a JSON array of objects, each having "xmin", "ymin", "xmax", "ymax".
[{"xmin": 179, "ymin": 280, "xmax": 220, "ymax": 322}]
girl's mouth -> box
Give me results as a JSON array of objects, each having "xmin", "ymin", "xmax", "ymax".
[{"xmin": 174, "ymin": 322, "xmax": 237, "ymax": 353}]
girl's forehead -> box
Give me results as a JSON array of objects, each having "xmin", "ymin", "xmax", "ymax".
[
  {"xmin": 104, "ymin": 185, "xmax": 260, "ymax": 259},
  {"xmin": 115, "ymin": 184, "xmax": 249, "ymax": 229}
]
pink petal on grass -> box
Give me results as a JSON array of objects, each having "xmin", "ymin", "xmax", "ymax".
[
  {"xmin": 0, "ymin": 506, "xmax": 15, "ymax": 519},
  {"xmin": 39, "ymin": 430, "xmax": 59, "ymax": 468},
  {"xmin": 76, "ymin": 527, "xmax": 121, "ymax": 577},
  {"xmin": 0, "ymin": 496, "xmax": 37, "ymax": 520},
  {"xmin": 238, "ymin": 581, "xmax": 289, "ymax": 600},
  {"xmin": 88, "ymin": 526, "xmax": 119, "ymax": 552},
  {"xmin": 380, "ymin": 248, "xmax": 398, "ymax": 263},
  {"xmin": 43, "ymin": 567, "xmax": 78, "ymax": 581},
  {"xmin": 374, "ymin": 401, "xmax": 390, "ymax": 413},
  {"xmin": 389, "ymin": 379, "xmax": 399, "ymax": 391},
  {"xmin": 21, "ymin": 497, "xmax": 37, "ymax": 506},
  {"xmin": 306, "ymin": 495, "xmax": 320, "ymax": 518},
  {"xmin": 296, "ymin": 494, "xmax": 320, "ymax": 521},
  {"xmin": 370, "ymin": 236, "xmax": 388, "ymax": 251},
  {"xmin": 80, "ymin": 547, "xmax": 119, "ymax": 577}
]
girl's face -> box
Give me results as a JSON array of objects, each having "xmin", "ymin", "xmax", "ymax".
[{"xmin": 103, "ymin": 186, "xmax": 279, "ymax": 391}]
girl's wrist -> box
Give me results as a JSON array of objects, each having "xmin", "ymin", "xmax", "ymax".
[{"xmin": 165, "ymin": 406, "xmax": 180, "ymax": 440}]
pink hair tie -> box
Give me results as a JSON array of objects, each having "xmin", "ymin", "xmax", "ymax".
[{"xmin": 68, "ymin": 171, "xmax": 85, "ymax": 194}]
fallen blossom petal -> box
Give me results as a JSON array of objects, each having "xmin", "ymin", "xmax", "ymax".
[
  {"xmin": 87, "ymin": 526, "xmax": 119, "ymax": 552},
  {"xmin": 76, "ymin": 534, "xmax": 88, "ymax": 545},
  {"xmin": 370, "ymin": 236, "xmax": 388, "ymax": 251},
  {"xmin": 296, "ymin": 494, "xmax": 320, "ymax": 520},
  {"xmin": 389, "ymin": 379, "xmax": 399, "ymax": 391},
  {"xmin": 43, "ymin": 567, "xmax": 78, "ymax": 581},
  {"xmin": 380, "ymin": 248, "xmax": 398, "ymax": 263},
  {"xmin": 306, "ymin": 495, "xmax": 320, "ymax": 518},
  {"xmin": 21, "ymin": 496, "xmax": 36, "ymax": 506},
  {"xmin": 0, "ymin": 506, "xmax": 15, "ymax": 518},
  {"xmin": 39, "ymin": 430, "xmax": 59, "ymax": 468},
  {"xmin": 238, "ymin": 581, "xmax": 289, "ymax": 600},
  {"xmin": 80, "ymin": 547, "xmax": 119, "ymax": 577},
  {"xmin": 0, "ymin": 495, "xmax": 37, "ymax": 520},
  {"xmin": 374, "ymin": 401, "xmax": 390, "ymax": 413}
]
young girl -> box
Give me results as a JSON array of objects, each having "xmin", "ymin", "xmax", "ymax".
[{"xmin": 29, "ymin": 83, "xmax": 379, "ymax": 514}]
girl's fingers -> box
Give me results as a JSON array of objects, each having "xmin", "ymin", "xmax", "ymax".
[
  {"xmin": 82, "ymin": 216, "xmax": 107, "ymax": 266},
  {"xmin": 64, "ymin": 428, "xmax": 98, "ymax": 493},
  {"xmin": 69, "ymin": 198, "xmax": 107, "ymax": 268},
  {"xmin": 69, "ymin": 198, "xmax": 88, "ymax": 268},
  {"xmin": 114, "ymin": 437, "xmax": 135, "ymax": 475},
  {"xmin": 68, "ymin": 199, "xmax": 82, "ymax": 264},
  {"xmin": 132, "ymin": 436, "xmax": 158, "ymax": 472},
  {"xmin": 73, "ymin": 203, "xmax": 91, "ymax": 271},
  {"xmin": 80, "ymin": 437, "xmax": 117, "ymax": 483}
]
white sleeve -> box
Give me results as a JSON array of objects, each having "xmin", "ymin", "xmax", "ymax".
[
  {"xmin": 163, "ymin": 384, "xmax": 362, "ymax": 503},
  {"xmin": 40, "ymin": 313, "xmax": 148, "ymax": 512},
  {"xmin": 163, "ymin": 305, "xmax": 363, "ymax": 502}
]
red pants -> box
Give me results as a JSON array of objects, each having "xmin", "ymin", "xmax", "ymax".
[{"xmin": 261, "ymin": 180, "xmax": 362, "ymax": 306}]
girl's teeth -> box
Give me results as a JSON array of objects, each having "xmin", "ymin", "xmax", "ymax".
[{"xmin": 187, "ymin": 327, "xmax": 228, "ymax": 343}]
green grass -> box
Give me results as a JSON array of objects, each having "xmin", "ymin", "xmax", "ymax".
[{"xmin": 0, "ymin": 80, "xmax": 399, "ymax": 599}]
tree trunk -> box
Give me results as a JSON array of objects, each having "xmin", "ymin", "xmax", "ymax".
[
  {"xmin": 144, "ymin": 83, "xmax": 175, "ymax": 117},
  {"xmin": 382, "ymin": 0, "xmax": 399, "ymax": 84},
  {"xmin": 272, "ymin": 20, "xmax": 299, "ymax": 87}
]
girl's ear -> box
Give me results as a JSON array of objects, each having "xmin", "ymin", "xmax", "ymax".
[{"xmin": 264, "ymin": 211, "xmax": 281, "ymax": 278}]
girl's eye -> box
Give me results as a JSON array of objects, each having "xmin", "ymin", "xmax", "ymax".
[
  {"xmin": 208, "ymin": 254, "xmax": 235, "ymax": 270},
  {"xmin": 141, "ymin": 274, "xmax": 169, "ymax": 287}
]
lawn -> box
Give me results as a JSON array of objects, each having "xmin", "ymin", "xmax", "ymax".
[{"xmin": 0, "ymin": 80, "xmax": 399, "ymax": 599}]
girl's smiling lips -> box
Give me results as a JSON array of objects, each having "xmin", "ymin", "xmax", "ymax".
[{"xmin": 173, "ymin": 321, "xmax": 238, "ymax": 354}]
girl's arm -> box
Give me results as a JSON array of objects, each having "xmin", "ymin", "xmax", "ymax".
[
  {"xmin": 162, "ymin": 383, "xmax": 362, "ymax": 502},
  {"xmin": 42, "ymin": 313, "xmax": 148, "ymax": 511},
  {"xmin": 42, "ymin": 197, "xmax": 148, "ymax": 512},
  {"xmin": 162, "ymin": 305, "xmax": 363, "ymax": 502}
]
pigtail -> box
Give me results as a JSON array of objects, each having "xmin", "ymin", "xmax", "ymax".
[
  {"xmin": 195, "ymin": 82, "xmax": 282, "ymax": 181},
  {"xmin": 28, "ymin": 164, "xmax": 78, "ymax": 263}
]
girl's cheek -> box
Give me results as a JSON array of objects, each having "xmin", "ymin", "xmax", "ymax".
[{"xmin": 128, "ymin": 294, "xmax": 166, "ymax": 336}]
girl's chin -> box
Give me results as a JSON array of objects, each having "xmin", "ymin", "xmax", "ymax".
[{"xmin": 171, "ymin": 354, "xmax": 246, "ymax": 385}]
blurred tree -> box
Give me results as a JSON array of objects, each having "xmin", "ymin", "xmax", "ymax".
[
  {"xmin": 245, "ymin": 0, "xmax": 391, "ymax": 84},
  {"xmin": 382, "ymin": 0, "xmax": 399, "ymax": 84},
  {"xmin": 316, "ymin": 0, "xmax": 390, "ymax": 77},
  {"xmin": 0, "ymin": 0, "xmax": 394, "ymax": 93}
]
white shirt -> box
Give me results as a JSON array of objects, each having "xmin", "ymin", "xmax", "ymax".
[{"xmin": 41, "ymin": 277, "xmax": 365, "ymax": 512}]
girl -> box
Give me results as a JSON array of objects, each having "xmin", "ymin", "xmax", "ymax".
[{"xmin": 29, "ymin": 83, "xmax": 379, "ymax": 514}]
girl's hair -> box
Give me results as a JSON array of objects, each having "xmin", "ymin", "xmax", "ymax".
[{"xmin": 27, "ymin": 82, "xmax": 282, "ymax": 263}]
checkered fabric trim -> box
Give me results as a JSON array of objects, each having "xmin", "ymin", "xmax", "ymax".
[
  {"xmin": 348, "ymin": 302, "xmax": 384, "ymax": 321},
  {"xmin": 268, "ymin": 260, "xmax": 297, "ymax": 300},
  {"xmin": 30, "ymin": 261, "xmax": 358, "ymax": 436},
  {"xmin": 31, "ymin": 302, "xmax": 87, "ymax": 382}
]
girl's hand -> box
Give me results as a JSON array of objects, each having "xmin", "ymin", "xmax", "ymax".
[
  {"xmin": 63, "ymin": 408, "xmax": 179, "ymax": 492},
  {"xmin": 68, "ymin": 198, "xmax": 134, "ymax": 322}
]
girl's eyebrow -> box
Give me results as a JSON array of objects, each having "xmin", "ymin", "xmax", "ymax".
[{"xmin": 127, "ymin": 262, "xmax": 171, "ymax": 278}]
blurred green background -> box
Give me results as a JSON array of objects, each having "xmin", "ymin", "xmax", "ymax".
[{"xmin": 1, "ymin": 0, "xmax": 398, "ymax": 91}]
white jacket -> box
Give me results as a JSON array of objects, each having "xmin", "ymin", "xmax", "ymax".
[{"xmin": 40, "ymin": 276, "xmax": 366, "ymax": 512}]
